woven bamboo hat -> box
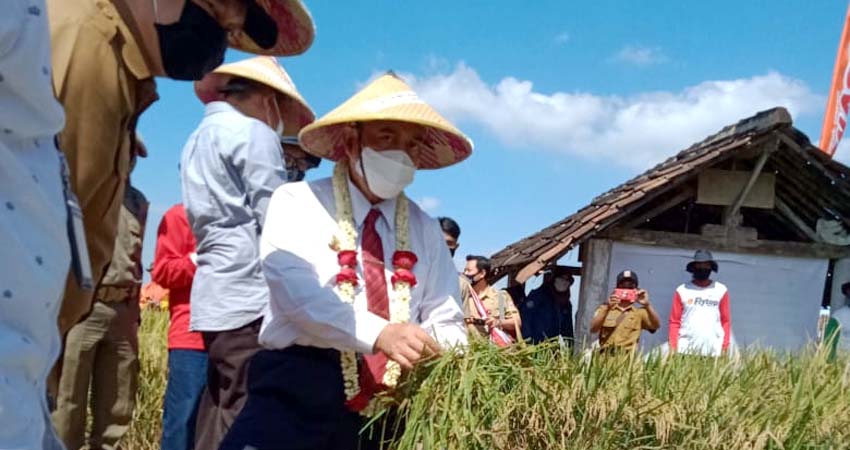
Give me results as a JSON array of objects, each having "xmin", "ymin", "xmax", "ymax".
[
  {"xmin": 230, "ymin": 0, "xmax": 315, "ymax": 56},
  {"xmin": 194, "ymin": 56, "xmax": 315, "ymax": 134},
  {"xmin": 298, "ymin": 72, "xmax": 473, "ymax": 169}
]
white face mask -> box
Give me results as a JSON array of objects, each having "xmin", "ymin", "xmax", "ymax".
[
  {"xmin": 266, "ymin": 96, "xmax": 285, "ymax": 137},
  {"xmin": 355, "ymin": 147, "xmax": 416, "ymax": 199}
]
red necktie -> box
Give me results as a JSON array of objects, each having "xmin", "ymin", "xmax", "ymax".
[{"xmin": 347, "ymin": 208, "xmax": 390, "ymax": 411}]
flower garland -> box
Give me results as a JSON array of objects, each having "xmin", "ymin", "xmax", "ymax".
[{"xmin": 330, "ymin": 161, "xmax": 416, "ymax": 414}]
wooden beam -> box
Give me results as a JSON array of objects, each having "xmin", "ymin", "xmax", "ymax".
[
  {"xmin": 621, "ymin": 186, "xmax": 695, "ymax": 230},
  {"xmin": 775, "ymin": 197, "xmax": 821, "ymax": 243},
  {"xmin": 574, "ymin": 239, "xmax": 612, "ymax": 348},
  {"xmin": 601, "ymin": 228, "xmax": 850, "ymax": 259},
  {"xmin": 724, "ymin": 141, "xmax": 774, "ymax": 225}
]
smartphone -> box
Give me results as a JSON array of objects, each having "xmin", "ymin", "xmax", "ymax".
[{"xmin": 614, "ymin": 288, "xmax": 638, "ymax": 303}]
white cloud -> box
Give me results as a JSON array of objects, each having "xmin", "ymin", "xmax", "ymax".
[
  {"xmin": 418, "ymin": 196, "xmax": 441, "ymax": 213},
  {"xmin": 554, "ymin": 32, "xmax": 570, "ymax": 45},
  {"xmin": 400, "ymin": 62, "xmax": 823, "ymax": 169},
  {"xmin": 610, "ymin": 45, "xmax": 668, "ymax": 66}
]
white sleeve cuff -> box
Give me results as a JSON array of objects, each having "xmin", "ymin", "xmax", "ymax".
[
  {"xmin": 189, "ymin": 252, "xmax": 197, "ymax": 265},
  {"xmin": 354, "ymin": 312, "xmax": 389, "ymax": 354}
]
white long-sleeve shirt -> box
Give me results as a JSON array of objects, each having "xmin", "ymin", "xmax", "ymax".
[
  {"xmin": 0, "ymin": 1, "xmax": 69, "ymax": 449},
  {"xmin": 258, "ymin": 175, "xmax": 467, "ymax": 354},
  {"xmin": 669, "ymin": 281, "xmax": 732, "ymax": 356}
]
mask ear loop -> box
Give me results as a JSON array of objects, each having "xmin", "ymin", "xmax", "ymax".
[{"xmin": 354, "ymin": 123, "xmax": 375, "ymax": 194}]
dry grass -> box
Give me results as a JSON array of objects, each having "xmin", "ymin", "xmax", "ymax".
[
  {"xmin": 124, "ymin": 308, "xmax": 169, "ymax": 450},
  {"xmin": 378, "ymin": 342, "xmax": 850, "ymax": 450},
  {"xmin": 124, "ymin": 310, "xmax": 850, "ymax": 450}
]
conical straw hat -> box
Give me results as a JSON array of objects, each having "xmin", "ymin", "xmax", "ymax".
[
  {"xmin": 230, "ymin": 0, "xmax": 315, "ymax": 56},
  {"xmin": 194, "ymin": 56, "xmax": 315, "ymax": 134},
  {"xmin": 298, "ymin": 73, "xmax": 473, "ymax": 169}
]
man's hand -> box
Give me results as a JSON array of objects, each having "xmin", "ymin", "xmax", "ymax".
[
  {"xmin": 484, "ymin": 317, "xmax": 501, "ymax": 330},
  {"xmin": 374, "ymin": 323, "xmax": 441, "ymax": 370},
  {"xmin": 607, "ymin": 295, "xmax": 619, "ymax": 309},
  {"xmin": 637, "ymin": 289, "xmax": 650, "ymax": 306}
]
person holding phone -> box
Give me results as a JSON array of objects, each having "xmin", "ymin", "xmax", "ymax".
[{"xmin": 590, "ymin": 270, "xmax": 660, "ymax": 352}]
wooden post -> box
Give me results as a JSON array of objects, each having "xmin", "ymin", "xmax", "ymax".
[
  {"xmin": 723, "ymin": 140, "xmax": 775, "ymax": 226},
  {"xmin": 775, "ymin": 197, "xmax": 821, "ymax": 242},
  {"xmin": 574, "ymin": 239, "xmax": 613, "ymax": 349}
]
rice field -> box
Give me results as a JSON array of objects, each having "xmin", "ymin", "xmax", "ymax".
[
  {"xmin": 124, "ymin": 308, "xmax": 169, "ymax": 450},
  {"xmin": 125, "ymin": 309, "xmax": 850, "ymax": 450}
]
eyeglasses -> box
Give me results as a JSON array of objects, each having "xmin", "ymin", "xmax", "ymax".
[{"xmin": 281, "ymin": 136, "xmax": 321, "ymax": 170}]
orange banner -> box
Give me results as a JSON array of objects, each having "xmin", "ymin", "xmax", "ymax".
[{"xmin": 820, "ymin": 3, "xmax": 850, "ymax": 157}]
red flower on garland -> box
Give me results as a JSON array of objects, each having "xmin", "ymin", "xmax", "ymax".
[
  {"xmin": 392, "ymin": 251, "xmax": 418, "ymax": 270},
  {"xmin": 338, "ymin": 250, "xmax": 358, "ymax": 268},
  {"xmin": 336, "ymin": 267, "xmax": 359, "ymax": 286},
  {"xmin": 391, "ymin": 268, "xmax": 417, "ymax": 287}
]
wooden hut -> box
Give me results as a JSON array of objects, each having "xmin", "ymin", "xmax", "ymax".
[{"xmin": 490, "ymin": 107, "xmax": 850, "ymax": 350}]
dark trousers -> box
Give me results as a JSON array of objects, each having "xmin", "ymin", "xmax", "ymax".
[
  {"xmin": 220, "ymin": 347, "xmax": 392, "ymax": 450},
  {"xmin": 161, "ymin": 349, "xmax": 208, "ymax": 450},
  {"xmin": 195, "ymin": 319, "xmax": 262, "ymax": 450}
]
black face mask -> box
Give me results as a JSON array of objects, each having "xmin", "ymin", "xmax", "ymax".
[
  {"xmin": 155, "ymin": 0, "xmax": 228, "ymax": 80},
  {"xmin": 692, "ymin": 268, "xmax": 712, "ymax": 281},
  {"xmin": 466, "ymin": 272, "xmax": 479, "ymax": 284},
  {"xmin": 449, "ymin": 247, "xmax": 457, "ymax": 258}
]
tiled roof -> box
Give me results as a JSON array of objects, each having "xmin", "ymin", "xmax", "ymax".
[{"xmin": 490, "ymin": 107, "xmax": 850, "ymax": 280}]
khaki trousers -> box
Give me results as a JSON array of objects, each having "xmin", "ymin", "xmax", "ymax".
[{"xmin": 52, "ymin": 300, "xmax": 140, "ymax": 450}]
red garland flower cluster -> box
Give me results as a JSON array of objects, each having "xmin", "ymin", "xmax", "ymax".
[
  {"xmin": 336, "ymin": 250, "xmax": 359, "ymax": 286},
  {"xmin": 391, "ymin": 251, "xmax": 418, "ymax": 286}
]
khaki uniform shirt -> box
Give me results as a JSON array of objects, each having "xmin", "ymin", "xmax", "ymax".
[
  {"xmin": 48, "ymin": 0, "xmax": 158, "ymax": 332},
  {"xmin": 464, "ymin": 285, "xmax": 520, "ymax": 338},
  {"xmin": 595, "ymin": 304, "xmax": 657, "ymax": 351},
  {"xmin": 96, "ymin": 185, "xmax": 148, "ymax": 302}
]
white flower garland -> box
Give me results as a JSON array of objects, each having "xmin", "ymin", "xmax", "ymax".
[{"xmin": 331, "ymin": 161, "xmax": 413, "ymax": 413}]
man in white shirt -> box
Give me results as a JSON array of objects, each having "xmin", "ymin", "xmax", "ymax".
[
  {"xmin": 220, "ymin": 72, "xmax": 471, "ymax": 450},
  {"xmin": 180, "ymin": 56, "xmax": 314, "ymax": 450},
  {"xmin": 0, "ymin": 2, "xmax": 69, "ymax": 449},
  {"xmin": 668, "ymin": 250, "xmax": 732, "ymax": 356}
]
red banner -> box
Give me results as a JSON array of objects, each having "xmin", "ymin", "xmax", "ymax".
[{"xmin": 820, "ymin": 4, "xmax": 850, "ymax": 157}]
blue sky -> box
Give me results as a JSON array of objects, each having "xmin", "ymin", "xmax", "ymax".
[{"xmin": 135, "ymin": 0, "xmax": 850, "ymax": 278}]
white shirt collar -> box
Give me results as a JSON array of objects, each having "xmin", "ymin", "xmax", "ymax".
[
  {"xmin": 346, "ymin": 174, "xmax": 397, "ymax": 232},
  {"xmin": 204, "ymin": 101, "xmax": 239, "ymax": 116}
]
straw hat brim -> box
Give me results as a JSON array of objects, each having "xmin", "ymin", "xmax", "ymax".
[
  {"xmin": 298, "ymin": 75, "xmax": 473, "ymax": 169},
  {"xmin": 229, "ymin": 0, "xmax": 315, "ymax": 56},
  {"xmin": 194, "ymin": 58, "xmax": 315, "ymax": 135}
]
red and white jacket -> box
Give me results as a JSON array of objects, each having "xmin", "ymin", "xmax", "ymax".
[{"xmin": 668, "ymin": 281, "xmax": 731, "ymax": 356}]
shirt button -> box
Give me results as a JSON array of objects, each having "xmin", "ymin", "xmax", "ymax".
[
  {"xmin": 36, "ymin": 256, "xmax": 43, "ymax": 266},
  {"xmin": 0, "ymin": 73, "xmax": 4, "ymax": 82},
  {"xmin": 3, "ymin": 129, "xmax": 11, "ymax": 135},
  {"xmin": 32, "ymin": 174, "xmax": 39, "ymax": 183},
  {"xmin": 5, "ymin": 201, "xmax": 14, "ymax": 211},
  {"xmin": 42, "ymin": 66, "xmax": 49, "ymax": 76},
  {"xmin": 27, "ymin": 5, "xmax": 41, "ymax": 15},
  {"xmin": 2, "ymin": 290, "xmax": 11, "ymax": 299}
]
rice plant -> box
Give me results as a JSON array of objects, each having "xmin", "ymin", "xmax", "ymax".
[
  {"xmin": 124, "ymin": 308, "xmax": 169, "ymax": 450},
  {"xmin": 124, "ymin": 310, "xmax": 850, "ymax": 450}
]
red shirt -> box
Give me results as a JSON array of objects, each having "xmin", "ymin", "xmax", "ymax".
[{"xmin": 152, "ymin": 204, "xmax": 204, "ymax": 351}]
